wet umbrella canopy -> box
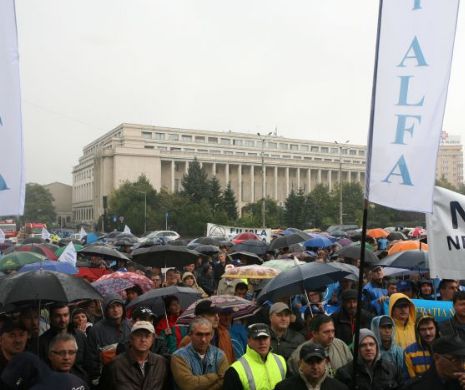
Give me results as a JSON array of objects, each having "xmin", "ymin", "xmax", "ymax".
[
  {"xmin": 80, "ymin": 244, "xmax": 130, "ymax": 261},
  {"xmin": 131, "ymin": 245, "xmax": 201, "ymax": 268},
  {"xmin": 269, "ymin": 232, "xmax": 311, "ymax": 250},
  {"xmin": 0, "ymin": 252, "xmax": 46, "ymax": 272},
  {"xmin": 231, "ymin": 240, "xmax": 269, "ymax": 255},
  {"xmin": 375, "ymin": 250, "xmax": 429, "ymax": 270}
]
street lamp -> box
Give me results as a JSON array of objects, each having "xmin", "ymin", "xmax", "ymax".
[
  {"xmin": 257, "ymin": 132, "xmax": 272, "ymax": 228},
  {"xmin": 137, "ymin": 191, "xmax": 147, "ymax": 234},
  {"xmin": 334, "ymin": 140, "xmax": 350, "ymax": 225}
]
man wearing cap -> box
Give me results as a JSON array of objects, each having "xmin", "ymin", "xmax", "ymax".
[
  {"xmin": 362, "ymin": 266, "xmax": 388, "ymax": 315},
  {"xmin": 269, "ymin": 302, "xmax": 305, "ymax": 360},
  {"xmin": 371, "ymin": 315, "xmax": 404, "ymax": 374},
  {"xmin": 388, "ymin": 292, "xmax": 416, "ymax": 350},
  {"xmin": 99, "ymin": 321, "xmax": 168, "ymax": 390},
  {"xmin": 402, "ymin": 335, "xmax": 465, "ymax": 390},
  {"xmin": 223, "ymin": 323, "xmax": 286, "ymax": 390},
  {"xmin": 417, "ymin": 279, "xmax": 434, "ymax": 300},
  {"xmin": 403, "ymin": 314, "xmax": 439, "ymax": 380},
  {"xmin": 440, "ymin": 291, "xmax": 465, "ymax": 341},
  {"xmin": 331, "ymin": 289, "xmax": 373, "ymax": 345},
  {"xmin": 397, "ymin": 280, "xmax": 415, "ymax": 299},
  {"xmin": 275, "ymin": 342, "xmax": 348, "ymax": 390},
  {"xmin": 171, "ymin": 317, "xmax": 228, "ymax": 390},
  {"xmin": 0, "ymin": 318, "xmax": 28, "ymax": 375},
  {"xmin": 336, "ymin": 328, "xmax": 401, "ymax": 389}
]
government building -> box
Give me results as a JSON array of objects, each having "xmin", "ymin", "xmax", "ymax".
[{"xmin": 72, "ymin": 123, "xmax": 367, "ymax": 224}]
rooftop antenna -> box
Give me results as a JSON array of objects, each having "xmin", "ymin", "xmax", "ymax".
[{"xmin": 274, "ymin": 126, "xmax": 278, "ymax": 137}]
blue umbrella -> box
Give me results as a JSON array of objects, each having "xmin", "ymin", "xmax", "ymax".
[
  {"xmin": 304, "ymin": 236, "xmax": 333, "ymax": 249},
  {"xmin": 18, "ymin": 260, "xmax": 78, "ymax": 275}
]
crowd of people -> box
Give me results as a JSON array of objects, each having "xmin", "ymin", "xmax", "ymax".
[{"xmin": 0, "ymin": 235, "xmax": 465, "ymax": 390}]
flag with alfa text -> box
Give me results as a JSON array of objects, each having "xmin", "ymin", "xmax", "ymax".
[
  {"xmin": 365, "ymin": 0, "xmax": 459, "ymax": 213},
  {"xmin": 0, "ymin": 0, "xmax": 25, "ymax": 216}
]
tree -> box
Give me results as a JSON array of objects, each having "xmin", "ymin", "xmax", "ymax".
[
  {"xmin": 284, "ymin": 189, "xmax": 306, "ymax": 228},
  {"xmin": 22, "ymin": 183, "xmax": 56, "ymax": 225},
  {"xmin": 340, "ymin": 182, "xmax": 364, "ymax": 225},
  {"xmin": 181, "ymin": 158, "xmax": 210, "ymax": 203},
  {"xmin": 207, "ymin": 176, "xmax": 223, "ymax": 213},
  {"xmin": 305, "ymin": 184, "xmax": 335, "ymax": 229},
  {"xmin": 221, "ymin": 182, "xmax": 238, "ymax": 222},
  {"xmin": 239, "ymin": 198, "xmax": 284, "ymax": 227}
]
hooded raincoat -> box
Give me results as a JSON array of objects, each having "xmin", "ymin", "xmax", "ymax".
[
  {"xmin": 182, "ymin": 272, "xmax": 208, "ymax": 298},
  {"xmin": 388, "ymin": 293, "xmax": 416, "ymax": 350},
  {"xmin": 371, "ymin": 315, "xmax": 404, "ymax": 373}
]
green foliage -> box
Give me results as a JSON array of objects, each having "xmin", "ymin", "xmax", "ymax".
[
  {"xmin": 181, "ymin": 158, "xmax": 210, "ymax": 203},
  {"xmin": 207, "ymin": 176, "xmax": 223, "ymax": 213},
  {"xmin": 221, "ymin": 182, "xmax": 238, "ymax": 221},
  {"xmin": 284, "ymin": 189, "xmax": 306, "ymax": 228},
  {"xmin": 239, "ymin": 198, "xmax": 284, "ymax": 228},
  {"xmin": 22, "ymin": 183, "xmax": 56, "ymax": 225}
]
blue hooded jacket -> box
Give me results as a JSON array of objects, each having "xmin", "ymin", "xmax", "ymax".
[{"xmin": 371, "ymin": 315, "xmax": 404, "ymax": 373}]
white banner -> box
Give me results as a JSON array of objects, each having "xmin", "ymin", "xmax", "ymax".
[
  {"xmin": 79, "ymin": 227, "xmax": 87, "ymax": 240},
  {"xmin": 58, "ymin": 241, "xmax": 77, "ymax": 268},
  {"xmin": 206, "ymin": 223, "xmax": 272, "ymax": 243},
  {"xmin": 123, "ymin": 225, "xmax": 131, "ymax": 234},
  {"xmin": 0, "ymin": 229, "xmax": 5, "ymax": 244},
  {"xmin": 41, "ymin": 227, "xmax": 51, "ymax": 241},
  {"xmin": 426, "ymin": 186, "xmax": 465, "ymax": 279},
  {"xmin": 0, "ymin": 0, "xmax": 25, "ymax": 217},
  {"xmin": 366, "ymin": 0, "xmax": 459, "ymax": 213}
]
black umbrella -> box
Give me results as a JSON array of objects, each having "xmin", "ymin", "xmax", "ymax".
[
  {"xmin": 335, "ymin": 245, "xmax": 379, "ymax": 263},
  {"xmin": 0, "ymin": 270, "xmax": 102, "ymax": 306},
  {"xmin": 126, "ymin": 286, "xmax": 201, "ymax": 317},
  {"xmin": 269, "ymin": 232, "xmax": 311, "ymax": 251},
  {"xmin": 229, "ymin": 251, "xmax": 264, "ymax": 265},
  {"xmin": 375, "ymin": 250, "xmax": 429, "ymax": 270},
  {"xmin": 231, "ymin": 240, "xmax": 269, "ymax": 255},
  {"xmin": 22, "ymin": 237, "xmax": 45, "ymax": 244},
  {"xmin": 387, "ymin": 232, "xmax": 407, "ymax": 241},
  {"xmin": 114, "ymin": 238, "xmax": 137, "ymax": 247},
  {"xmin": 80, "ymin": 244, "xmax": 130, "ymax": 262},
  {"xmin": 194, "ymin": 245, "xmax": 220, "ymax": 255},
  {"xmin": 191, "ymin": 237, "xmax": 223, "ymax": 246},
  {"xmin": 170, "ymin": 239, "xmax": 192, "ymax": 246},
  {"xmin": 257, "ymin": 262, "xmax": 351, "ymax": 303},
  {"xmin": 114, "ymin": 233, "xmax": 139, "ymax": 243},
  {"xmin": 131, "ymin": 245, "xmax": 201, "ymax": 268}
]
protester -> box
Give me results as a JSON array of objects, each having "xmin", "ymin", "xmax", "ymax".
[
  {"xmin": 439, "ymin": 290, "xmax": 465, "ymax": 340},
  {"xmin": 335, "ymin": 328, "xmax": 402, "ymax": 390},
  {"xmin": 438, "ymin": 279, "xmax": 459, "ymax": 301},
  {"xmin": 417, "ymin": 279, "xmax": 435, "ymax": 300},
  {"xmin": 223, "ymin": 323, "xmax": 286, "ymax": 390},
  {"xmin": 234, "ymin": 282, "xmax": 249, "ymax": 300},
  {"xmin": 402, "ymin": 335, "xmax": 465, "ymax": 390},
  {"xmin": 71, "ymin": 307, "xmax": 92, "ymax": 335},
  {"xmin": 288, "ymin": 315, "xmax": 353, "ymax": 376},
  {"xmin": 99, "ymin": 321, "xmax": 168, "ymax": 390},
  {"xmin": 155, "ymin": 295, "xmax": 188, "ymax": 354},
  {"xmin": 0, "ymin": 318, "xmax": 28, "ymax": 375},
  {"xmin": 19, "ymin": 306, "xmax": 40, "ymax": 354},
  {"xmin": 124, "ymin": 285, "xmax": 144, "ymax": 304},
  {"xmin": 163, "ymin": 269, "xmax": 180, "ymax": 287},
  {"xmin": 275, "ymin": 342, "xmax": 349, "ymax": 390},
  {"xmin": 171, "ymin": 317, "xmax": 228, "ymax": 390},
  {"xmin": 331, "ymin": 289, "xmax": 373, "ymax": 345},
  {"xmin": 397, "ymin": 280, "xmax": 415, "ymax": 299},
  {"xmin": 403, "ymin": 314, "xmax": 439, "ymax": 380},
  {"xmin": 371, "ymin": 315, "xmax": 404, "ymax": 374},
  {"xmin": 388, "ymin": 293, "xmax": 416, "ymax": 349},
  {"xmin": 181, "ymin": 272, "xmax": 208, "ymax": 298},
  {"xmin": 196, "ymin": 263, "xmax": 216, "ymax": 296},
  {"xmin": 213, "ymin": 252, "xmax": 228, "ymax": 282},
  {"xmin": 362, "ymin": 266, "xmax": 388, "ymax": 315}
]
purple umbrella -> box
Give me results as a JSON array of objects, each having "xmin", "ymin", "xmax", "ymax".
[{"xmin": 91, "ymin": 278, "xmax": 135, "ymax": 297}]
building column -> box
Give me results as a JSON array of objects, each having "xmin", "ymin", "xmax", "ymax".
[
  {"xmin": 274, "ymin": 166, "xmax": 278, "ymax": 200},
  {"xmin": 212, "ymin": 163, "xmax": 216, "ymax": 176},
  {"xmin": 297, "ymin": 168, "xmax": 301, "ymax": 190},
  {"xmin": 238, "ymin": 165, "xmax": 242, "ymax": 204},
  {"xmin": 171, "ymin": 161, "xmax": 175, "ymax": 192},
  {"xmin": 285, "ymin": 167, "xmax": 290, "ymax": 197},
  {"xmin": 225, "ymin": 163, "xmax": 230, "ymax": 185},
  {"xmin": 251, "ymin": 165, "xmax": 255, "ymax": 202},
  {"xmin": 347, "ymin": 170, "xmax": 351, "ymax": 183},
  {"xmin": 307, "ymin": 169, "xmax": 312, "ymax": 193},
  {"xmin": 328, "ymin": 170, "xmax": 332, "ymax": 192},
  {"xmin": 317, "ymin": 169, "xmax": 322, "ymax": 184},
  {"xmin": 357, "ymin": 171, "xmax": 361, "ymax": 183},
  {"xmin": 185, "ymin": 161, "xmax": 189, "ymax": 174}
]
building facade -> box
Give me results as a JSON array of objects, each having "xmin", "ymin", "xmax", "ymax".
[
  {"xmin": 72, "ymin": 123, "xmax": 367, "ymax": 224},
  {"xmin": 436, "ymin": 132, "xmax": 464, "ymax": 189},
  {"xmin": 44, "ymin": 182, "xmax": 72, "ymax": 227}
]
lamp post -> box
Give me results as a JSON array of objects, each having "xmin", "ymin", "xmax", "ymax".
[
  {"xmin": 334, "ymin": 140, "xmax": 350, "ymax": 224},
  {"xmin": 137, "ymin": 191, "xmax": 147, "ymax": 234},
  {"xmin": 257, "ymin": 132, "xmax": 272, "ymax": 228}
]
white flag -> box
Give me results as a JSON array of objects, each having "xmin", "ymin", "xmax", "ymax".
[
  {"xmin": 426, "ymin": 186, "xmax": 465, "ymax": 279},
  {"xmin": 41, "ymin": 227, "xmax": 51, "ymax": 241},
  {"xmin": 0, "ymin": 229, "xmax": 5, "ymax": 244},
  {"xmin": 79, "ymin": 227, "xmax": 87, "ymax": 240},
  {"xmin": 123, "ymin": 225, "xmax": 131, "ymax": 234},
  {"xmin": 365, "ymin": 0, "xmax": 459, "ymax": 213},
  {"xmin": 58, "ymin": 241, "xmax": 77, "ymax": 267},
  {"xmin": 0, "ymin": 0, "xmax": 25, "ymax": 216}
]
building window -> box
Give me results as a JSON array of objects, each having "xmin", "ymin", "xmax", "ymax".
[
  {"xmin": 279, "ymin": 143, "xmax": 289, "ymax": 150},
  {"xmin": 236, "ymin": 151, "xmax": 245, "ymax": 156},
  {"xmin": 211, "ymin": 149, "xmax": 221, "ymax": 154},
  {"xmin": 349, "ymin": 149, "xmax": 357, "ymax": 155},
  {"xmin": 244, "ymin": 140, "xmax": 255, "ymax": 147},
  {"xmin": 330, "ymin": 148, "xmax": 338, "ymax": 154},
  {"xmin": 181, "ymin": 135, "xmax": 192, "ymax": 142},
  {"xmin": 170, "ymin": 147, "xmax": 181, "ymax": 151},
  {"xmin": 154, "ymin": 133, "xmax": 165, "ymax": 140},
  {"xmin": 311, "ymin": 146, "xmax": 319, "ymax": 152},
  {"xmin": 233, "ymin": 139, "xmax": 243, "ymax": 146},
  {"xmin": 158, "ymin": 146, "xmax": 168, "ymax": 151},
  {"xmin": 359, "ymin": 150, "xmax": 365, "ymax": 156},
  {"xmin": 224, "ymin": 150, "xmax": 233, "ymax": 155},
  {"xmin": 142, "ymin": 131, "xmax": 152, "ymax": 139},
  {"xmin": 268, "ymin": 142, "xmax": 277, "ymax": 149},
  {"xmin": 341, "ymin": 149, "xmax": 348, "ymax": 155},
  {"xmin": 293, "ymin": 155, "xmax": 301, "ymax": 159},
  {"xmin": 195, "ymin": 136, "xmax": 205, "ymax": 143},
  {"xmin": 290, "ymin": 144, "xmax": 299, "ymax": 151},
  {"xmin": 220, "ymin": 138, "xmax": 231, "ymax": 145},
  {"xmin": 301, "ymin": 145, "xmax": 309, "ymax": 152},
  {"xmin": 197, "ymin": 149, "xmax": 208, "ymax": 153},
  {"xmin": 184, "ymin": 148, "xmax": 194, "ymax": 152},
  {"xmin": 144, "ymin": 145, "xmax": 154, "ymax": 149},
  {"xmin": 321, "ymin": 147, "xmax": 329, "ymax": 153},
  {"xmin": 208, "ymin": 137, "xmax": 218, "ymax": 144},
  {"xmin": 282, "ymin": 155, "xmax": 290, "ymax": 159},
  {"xmin": 168, "ymin": 133, "xmax": 179, "ymax": 141},
  {"xmin": 248, "ymin": 153, "xmax": 257, "ymax": 156}
]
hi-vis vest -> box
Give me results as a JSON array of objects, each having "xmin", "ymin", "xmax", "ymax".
[{"xmin": 230, "ymin": 345, "xmax": 286, "ymax": 390}]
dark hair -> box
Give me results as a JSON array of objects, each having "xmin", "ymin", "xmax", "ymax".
[
  {"xmin": 164, "ymin": 295, "xmax": 179, "ymax": 307},
  {"xmin": 235, "ymin": 282, "xmax": 248, "ymax": 291},
  {"xmin": 125, "ymin": 285, "xmax": 143, "ymax": 296},
  {"xmin": 310, "ymin": 315, "xmax": 334, "ymax": 332},
  {"xmin": 439, "ymin": 279, "xmax": 456, "ymax": 290},
  {"xmin": 48, "ymin": 303, "xmax": 69, "ymax": 316},
  {"xmin": 453, "ymin": 290, "xmax": 465, "ymax": 304}
]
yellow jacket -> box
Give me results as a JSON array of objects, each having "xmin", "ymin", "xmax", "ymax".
[{"xmin": 389, "ymin": 293, "xmax": 416, "ymax": 350}]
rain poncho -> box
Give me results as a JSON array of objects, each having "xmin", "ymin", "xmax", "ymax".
[
  {"xmin": 388, "ymin": 293, "xmax": 416, "ymax": 350},
  {"xmin": 371, "ymin": 315, "xmax": 404, "ymax": 373}
]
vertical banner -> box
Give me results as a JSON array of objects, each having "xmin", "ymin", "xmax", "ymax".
[
  {"xmin": 426, "ymin": 186, "xmax": 465, "ymax": 279},
  {"xmin": 0, "ymin": 0, "xmax": 24, "ymax": 216},
  {"xmin": 365, "ymin": 0, "xmax": 459, "ymax": 213}
]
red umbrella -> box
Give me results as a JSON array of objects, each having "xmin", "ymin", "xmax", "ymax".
[
  {"xmin": 75, "ymin": 267, "xmax": 111, "ymax": 282},
  {"xmin": 231, "ymin": 232, "xmax": 262, "ymax": 244},
  {"xmin": 15, "ymin": 244, "xmax": 58, "ymax": 260}
]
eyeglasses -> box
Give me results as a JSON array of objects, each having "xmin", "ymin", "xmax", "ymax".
[{"xmin": 51, "ymin": 350, "xmax": 77, "ymax": 357}]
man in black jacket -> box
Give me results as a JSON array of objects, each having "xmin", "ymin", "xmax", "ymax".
[
  {"xmin": 331, "ymin": 289, "xmax": 373, "ymax": 345},
  {"xmin": 439, "ymin": 290, "xmax": 465, "ymax": 340},
  {"xmin": 275, "ymin": 343, "xmax": 348, "ymax": 390}
]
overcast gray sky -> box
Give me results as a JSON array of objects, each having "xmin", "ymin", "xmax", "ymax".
[{"xmin": 15, "ymin": 0, "xmax": 465, "ymax": 185}]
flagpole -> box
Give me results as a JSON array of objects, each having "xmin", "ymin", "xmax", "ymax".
[{"xmin": 352, "ymin": 0, "xmax": 383, "ymax": 387}]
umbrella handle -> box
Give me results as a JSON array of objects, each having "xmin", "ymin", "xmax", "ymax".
[{"xmin": 304, "ymin": 290, "xmax": 314, "ymax": 318}]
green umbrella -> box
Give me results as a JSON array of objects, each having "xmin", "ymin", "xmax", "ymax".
[
  {"xmin": 264, "ymin": 259, "xmax": 304, "ymax": 272},
  {"xmin": 0, "ymin": 252, "xmax": 46, "ymax": 272},
  {"xmin": 55, "ymin": 244, "xmax": 83, "ymax": 257}
]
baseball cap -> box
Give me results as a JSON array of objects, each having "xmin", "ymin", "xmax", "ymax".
[
  {"xmin": 269, "ymin": 302, "xmax": 291, "ymax": 316},
  {"xmin": 132, "ymin": 306, "xmax": 156, "ymax": 321},
  {"xmin": 433, "ymin": 335, "xmax": 465, "ymax": 356},
  {"xmin": 379, "ymin": 316, "xmax": 394, "ymax": 327},
  {"xmin": 0, "ymin": 318, "xmax": 27, "ymax": 335},
  {"xmin": 131, "ymin": 321, "xmax": 155, "ymax": 334},
  {"xmin": 397, "ymin": 280, "xmax": 413, "ymax": 292},
  {"xmin": 194, "ymin": 300, "xmax": 220, "ymax": 316},
  {"xmin": 248, "ymin": 323, "xmax": 271, "ymax": 339},
  {"xmin": 341, "ymin": 289, "xmax": 358, "ymax": 301},
  {"xmin": 300, "ymin": 343, "xmax": 327, "ymax": 361}
]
